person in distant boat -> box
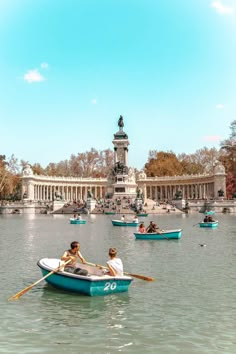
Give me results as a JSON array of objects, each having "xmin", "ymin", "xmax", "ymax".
[
  {"xmin": 106, "ymin": 248, "xmax": 124, "ymax": 276},
  {"xmin": 203, "ymin": 215, "xmax": 208, "ymax": 222},
  {"xmin": 133, "ymin": 215, "xmax": 139, "ymax": 223},
  {"xmin": 146, "ymin": 221, "xmax": 157, "ymax": 233},
  {"xmin": 139, "ymin": 222, "xmax": 146, "ymax": 233},
  {"xmin": 61, "ymin": 241, "xmax": 88, "ymax": 275},
  {"xmin": 121, "ymin": 215, "xmax": 125, "ymax": 221},
  {"xmin": 77, "ymin": 213, "xmax": 81, "ymax": 220},
  {"xmin": 73, "ymin": 213, "xmax": 77, "ymax": 219}
]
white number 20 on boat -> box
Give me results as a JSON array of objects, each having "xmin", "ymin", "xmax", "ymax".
[{"xmin": 104, "ymin": 282, "xmax": 117, "ymax": 291}]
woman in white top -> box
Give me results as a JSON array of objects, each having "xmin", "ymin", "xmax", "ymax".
[{"xmin": 106, "ymin": 248, "xmax": 123, "ymax": 276}]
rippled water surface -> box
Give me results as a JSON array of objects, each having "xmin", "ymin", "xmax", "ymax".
[{"xmin": 0, "ymin": 213, "xmax": 235, "ymax": 353}]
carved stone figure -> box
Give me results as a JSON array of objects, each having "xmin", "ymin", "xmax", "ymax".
[
  {"xmin": 87, "ymin": 190, "xmax": 93, "ymax": 199},
  {"xmin": 214, "ymin": 163, "xmax": 225, "ymax": 174},
  {"xmin": 111, "ymin": 161, "xmax": 128, "ymax": 175},
  {"xmin": 118, "ymin": 115, "xmax": 124, "ymax": 130},
  {"xmin": 22, "ymin": 164, "xmax": 33, "ymax": 176},
  {"xmin": 55, "ymin": 191, "xmax": 62, "ymax": 200},
  {"xmin": 137, "ymin": 170, "xmax": 146, "ymax": 180},
  {"xmin": 136, "ymin": 188, "xmax": 141, "ymax": 198},
  {"xmin": 127, "ymin": 167, "xmax": 135, "ymax": 183},
  {"xmin": 218, "ymin": 189, "xmax": 224, "ymax": 197}
]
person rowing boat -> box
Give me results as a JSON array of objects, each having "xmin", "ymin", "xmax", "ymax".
[{"xmin": 61, "ymin": 241, "xmax": 88, "ymax": 275}]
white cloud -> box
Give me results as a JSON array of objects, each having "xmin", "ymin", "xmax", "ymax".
[
  {"xmin": 203, "ymin": 135, "xmax": 222, "ymax": 142},
  {"xmin": 24, "ymin": 69, "xmax": 45, "ymax": 83},
  {"xmin": 216, "ymin": 103, "xmax": 224, "ymax": 108},
  {"xmin": 211, "ymin": 1, "xmax": 234, "ymax": 15},
  {"xmin": 41, "ymin": 62, "xmax": 49, "ymax": 69},
  {"xmin": 91, "ymin": 99, "xmax": 97, "ymax": 104}
]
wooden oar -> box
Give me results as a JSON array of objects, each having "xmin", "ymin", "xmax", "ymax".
[
  {"xmin": 86, "ymin": 261, "xmax": 155, "ymax": 282},
  {"xmin": 157, "ymin": 229, "xmax": 169, "ymax": 240},
  {"xmin": 8, "ymin": 259, "xmax": 71, "ymax": 301},
  {"xmin": 193, "ymin": 222, "xmax": 200, "ymax": 227}
]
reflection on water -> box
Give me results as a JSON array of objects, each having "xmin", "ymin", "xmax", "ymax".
[
  {"xmin": 39, "ymin": 286, "xmax": 131, "ymax": 322},
  {"xmin": 1, "ymin": 213, "xmax": 236, "ymax": 353}
]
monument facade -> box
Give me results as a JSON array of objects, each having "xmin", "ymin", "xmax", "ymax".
[
  {"xmin": 21, "ymin": 117, "xmax": 226, "ymax": 204},
  {"xmin": 106, "ymin": 115, "xmax": 137, "ymax": 198}
]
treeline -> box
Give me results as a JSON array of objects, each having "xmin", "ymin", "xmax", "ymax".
[
  {"xmin": 0, "ymin": 148, "xmax": 114, "ymax": 201},
  {"xmin": 145, "ymin": 148, "xmax": 220, "ymax": 177},
  {"xmin": 30, "ymin": 148, "xmax": 114, "ymax": 177},
  {"xmin": 1, "ymin": 120, "xmax": 235, "ymax": 200}
]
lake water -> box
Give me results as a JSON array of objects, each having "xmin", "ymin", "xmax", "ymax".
[{"xmin": 0, "ymin": 213, "xmax": 235, "ymax": 354}]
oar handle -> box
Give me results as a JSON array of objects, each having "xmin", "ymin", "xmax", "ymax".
[
  {"xmin": 86, "ymin": 261, "xmax": 106, "ymax": 269},
  {"xmin": 85, "ymin": 262, "xmax": 155, "ymax": 281}
]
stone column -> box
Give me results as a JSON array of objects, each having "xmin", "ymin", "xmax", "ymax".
[{"xmin": 143, "ymin": 184, "xmax": 147, "ymax": 200}]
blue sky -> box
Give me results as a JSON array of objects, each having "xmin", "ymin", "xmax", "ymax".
[{"xmin": 1, "ymin": 0, "xmax": 235, "ymax": 170}]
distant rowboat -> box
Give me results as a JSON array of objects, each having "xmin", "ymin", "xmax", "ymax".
[
  {"xmin": 134, "ymin": 229, "xmax": 182, "ymax": 240},
  {"xmin": 112, "ymin": 219, "xmax": 139, "ymax": 227},
  {"xmin": 199, "ymin": 221, "xmax": 218, "ymax": 228},
  {"xmin": 136, "ymin": 213, "xmax": 148, "ymax": 217},
  {"xmin": 70, "ymin": 218, "xmax": 86, "ymax": 224},
  {"xmin": 204, "ymin": 211, "xmax": 215, "ymax": 215},
  {"xmin": 104, "ymin": 211, "xmax": 116, "ymax": 215}
]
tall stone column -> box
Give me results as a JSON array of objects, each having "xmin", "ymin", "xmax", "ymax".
[{"xmin": 213, "ymin": 163, "xmax": 226, "ymax": 199}]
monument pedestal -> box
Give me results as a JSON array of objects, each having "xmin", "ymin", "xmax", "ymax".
[
  {"xmin": 135, "ymin": 198, "xmax": 143, "ymax": 210},
  {"xmin": 86, "ymin": 198, "xmax": 96, "ymax": 212},
  {"xmin": 53, "ymin": 200, "xmax": 65, "ymax": 212}
]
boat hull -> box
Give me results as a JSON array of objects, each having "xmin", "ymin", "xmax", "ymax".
[
  {"xmin": 70, "ymin": 219, "xmax": 86, "ymax": 224},
  {"xmin": 199, "ymin": 222, "xmax": 218, "ymax": 228},
  {"xmin": 136, "ymin": 213, "xmax": 148, "ymax": 217},
  {"xmin": 104, "ymin": 212, "xmax": 116, "ymax": 215},
  {"xmin": 37, "ymin": 258, "xmax": 133, "ymax": 296},
  {"xmin": 112, "ymin": 220, "xmax": 139, "ymax": 227},
  {"xmin": 134, "ymin": 229, "xmax": 182, "ymax": 240}
]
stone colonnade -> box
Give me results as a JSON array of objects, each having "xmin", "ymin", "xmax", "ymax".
[
  {"xmin": 33, "ymin": 184, "xmax": 106, "ymax": 201},
  {"xmin": 22, "ymin": 172, "xmax": 225, "ymax": 202},
  {"xmin": 22, "ymin": 176, "xmax": 107, "ymax": 202},
  {"xmin": 144, "ymin": 181, "xmax": 214, "ymax": 200},
  {"xmin": 137, "ymin": 173, "xmax": 224, "ymax": 201}
]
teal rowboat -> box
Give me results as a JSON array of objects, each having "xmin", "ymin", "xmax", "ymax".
[
  {"xmin": 199, "ymin": 221, "xmax": 218, "ymax": 228},
  {"xmin": 136, "ymin": 213, "xmax": 148, "ymax": 217},
  {"xmin": 37, "ymin": 258, "xmax": 133, "ymax": 296},
  {"xmin": 70, "ymin": 218, "xmax": 86, "ymax": 224},
  {"xmin": 104, "ymin": 211, "xmax": 116, "ymax": 215},
  {"xmin": 134, "ymin": 229, "xmax": 182, "ymax": 240},
  {"xmin": 112, "ymin": 219, "xmax": 139, "ymax": 227},
  {"xmin": 204, "ymin": 211, "xmax": 215, "ymax": 215}
]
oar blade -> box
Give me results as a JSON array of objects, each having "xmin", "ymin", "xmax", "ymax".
[
  {"xmin": 9, "ymin": 285, "xmax": 34, "ymax": 301},
  {"xmin": 8, "ymin": 260, "xmax": 70, "ymax": 301},
  {"xmin": 126, "ymin": 273, "xmax": 155, "ymax": 281}
]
